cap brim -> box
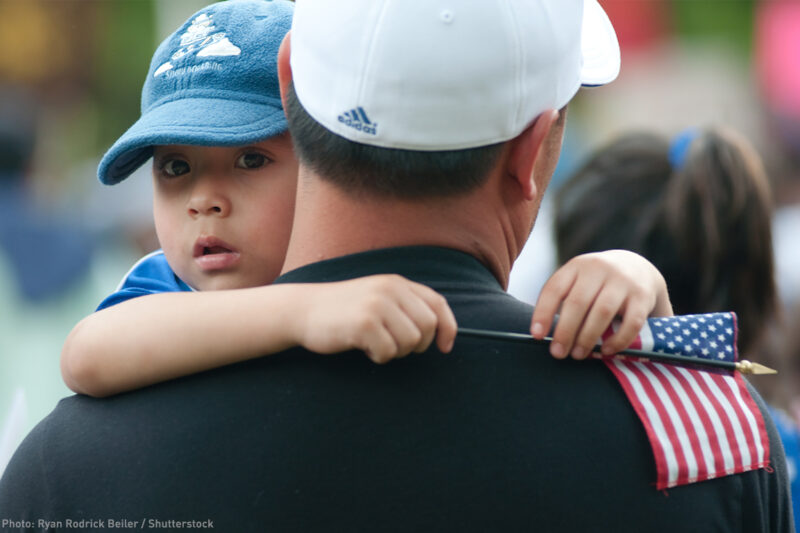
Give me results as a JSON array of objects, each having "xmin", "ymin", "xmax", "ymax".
[
  {"xmin": 98, "ymin": 97, "xmax": 287, "ymax": 185},
  {"xmin": 580, "ymin": 0, "xmax": 621, "ymax": 87}
]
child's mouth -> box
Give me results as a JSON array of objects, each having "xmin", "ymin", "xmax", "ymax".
[
  {"xmin": 194, "ymin": 237, "xmax": 240, "ymax": 271},
  {"xmin": 203, "ymin": 246, "xmax": 231, "ymax": 255}
]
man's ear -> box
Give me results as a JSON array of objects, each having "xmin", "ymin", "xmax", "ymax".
[
  {"xmin": 277, "ymin": 31, "xmax": 293, "ymax": 112},
  {"xmin": 506, "ymin": 109, "xmax": 559, "ymax": 201}
]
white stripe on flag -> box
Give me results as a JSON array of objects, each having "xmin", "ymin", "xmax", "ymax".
[
  {"xmin": 639, "ymin": 321, "xmax": 655, "ymax": 351},
  {"xmin": 611, "ymin": 359, "xmax": 679, "ymax": 485},
  {"xmin": 653, "ymin": 364, "xmax": 716, "ymax": 481},
  {"xmin": 724, "ymin": 376, "xmax": 766, "ymax": 464},
  {"xmin": 635, "ymin": 362, "xmax": 699, "ymax": 483},
  {"xmin": 675, "ymin": 367, "xmax": 736, "ymax": 474},
  {"xmin": 700, "ymin": 372, "xmax": 751, "ymax": 469}
]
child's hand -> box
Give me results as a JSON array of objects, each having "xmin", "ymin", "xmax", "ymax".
[
  {"xmin": 295, "ymin": 275, "xmax": 457, "ymax": 364},
  {"xmin": 530, "ymin": 250, "xmax": 673, "ymax": 360}
]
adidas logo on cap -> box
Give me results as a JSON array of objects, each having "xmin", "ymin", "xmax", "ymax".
[{"xmin": 338, "ymin": 107, "xmax": 377, "ymax": 135}]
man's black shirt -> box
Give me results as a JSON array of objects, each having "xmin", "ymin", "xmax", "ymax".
[{"xmin": 0, "ymin": 247, "xmax": 792, "ymax": 532}]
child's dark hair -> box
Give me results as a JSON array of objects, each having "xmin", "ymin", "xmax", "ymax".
[{"xmin": 554, "ymin": 128, "xmax": 777, "ymax": 354}]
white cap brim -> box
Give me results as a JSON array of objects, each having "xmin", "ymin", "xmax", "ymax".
[{"xmin": 581, "ymin": 0, "xmax": 621, "ymax": 86}]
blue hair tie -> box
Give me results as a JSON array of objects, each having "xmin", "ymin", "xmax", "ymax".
[{"xmin": 668, "ymin": 128, "xmax": 701, "ymax": 170}]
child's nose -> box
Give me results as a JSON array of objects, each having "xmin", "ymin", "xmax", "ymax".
[{"xmin": 187, "ymin": 179, "xmax": 232, "ymax": 218}]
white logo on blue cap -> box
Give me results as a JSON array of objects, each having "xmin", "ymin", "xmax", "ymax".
[{"xmin": 154, "ymin": 13, "xmax": 241, "ymax": 78}]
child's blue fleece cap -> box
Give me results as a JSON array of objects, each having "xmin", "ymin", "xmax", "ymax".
[{"xmin": 98, "ymin": 0, "xmax": 294, "ymax": 185}]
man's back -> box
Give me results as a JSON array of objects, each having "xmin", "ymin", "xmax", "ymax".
[{"xmin": 1, "ymin": 247, "xmax": 791, "ymax": 531}]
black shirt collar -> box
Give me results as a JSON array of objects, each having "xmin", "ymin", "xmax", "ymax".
[{"xmin": 275, "ymin": 246, "xmax": 503, "ymax": 293}]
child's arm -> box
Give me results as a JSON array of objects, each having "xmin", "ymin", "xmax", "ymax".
[
  {"xmin": 530, "ymin": 249, "xmax": 673, "ymax": 360},
  {"xmin": 61, "ymin": 274, "xmax": 456, "ymax": 398}
]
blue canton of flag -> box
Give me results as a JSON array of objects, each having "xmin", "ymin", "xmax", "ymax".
[{"xmin": 644, "ymin": 313, "xmax": 738, "ymax": 363}]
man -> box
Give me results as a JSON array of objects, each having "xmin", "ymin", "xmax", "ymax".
[{"xmin": 0, "ymin": 1, "xmax": 792, "ymax": 532}]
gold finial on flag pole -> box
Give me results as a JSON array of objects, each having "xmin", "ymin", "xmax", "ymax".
[{"xmin": 735, "ymin": 360, "xmax": 777, "ymax": 375}]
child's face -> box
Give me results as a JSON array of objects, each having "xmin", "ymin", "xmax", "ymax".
[{"xmin": 151, "ymin": 135, "xmax": 298, "ymax": 291}]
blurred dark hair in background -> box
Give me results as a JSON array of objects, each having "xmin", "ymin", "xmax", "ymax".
[{"xmin": 554, "ymin": 128, "xmax": 777, "ymax": 354}]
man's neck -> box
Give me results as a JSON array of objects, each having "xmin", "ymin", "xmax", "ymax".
[{"xmin": 281, "ymin": 169, "xmax": 526, "ymax": 289}]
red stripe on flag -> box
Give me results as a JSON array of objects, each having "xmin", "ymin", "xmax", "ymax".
[
  {"xmin": 634, "ymin": 363, "xmax": 692, "ymax": 486},
  {"xmin": 651, "ymin": 364, "xmax": 708, "ymax": 484},
  {"xmin": 628, "ymin": 333, "xmax": 643, "ymax": 350},
  {"xmin": 734, "ymin": 372, "xmax": 770, "ymax": 468},
  {"xmin": 605, "ymin": 359, "xmax": 671, "ymax": 486},
  {"xmin": 711, "ymin": 372, "xmax": 770, "ymax": 473},
  {"xmin": 692, "ymin": 371, "xmax": 743, "ymax": 473},
  {"xmin": 605, "ymin": 360, "xmax": 772, "ymax": 489},
  {"xmin": 711, "ymin": 372, "xmax": 756, "ymax": 469},
  {"xmin": 669, "ymin": 367, "xmax": 725, "ymax": 478},
  {"xmin": 734, "ymin": 372, "xmax": 770, "ymax": 467}
]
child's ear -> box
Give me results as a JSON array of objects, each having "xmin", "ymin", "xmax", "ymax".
[{"xmin": 277, "ymin": 31, "xmax": 293, "ymax": 112}]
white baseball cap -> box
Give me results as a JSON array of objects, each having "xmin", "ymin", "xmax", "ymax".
[{"xmin": 290, "ymin": 0, "xmax": 620, "ymax": 151}]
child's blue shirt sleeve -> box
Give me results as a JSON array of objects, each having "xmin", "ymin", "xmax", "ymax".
[{"xmin": 96, "ymin": 250, "xmax": 193, "ymax": 311}]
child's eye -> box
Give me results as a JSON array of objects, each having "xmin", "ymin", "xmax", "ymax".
[
  {"xmin": 235, "ymin": 152, "xmax": 268, "ymax": 169},
  {"xmin": 161, "ymin": 159, "xmax": 190, "ymax": 177}
]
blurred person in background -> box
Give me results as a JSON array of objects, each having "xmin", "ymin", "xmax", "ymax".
[
  {"xmin": 0, "ymin": 85, "xmax": 95, "ymax": 304},
  {"xmin": 777, "ymin": 304, "xmax": 800, "ymax": 453},
  {"xmin": 0, "ymin": 85, "xmax": 97, "ymax": 475},
  {"xmin": 508, "ymin": 0, "xmax": 764, "ymax": 306},
  {"xmin": 553, "ymin": 127, "xmax": 800, "ymax": 529},
  {"xmin": 756, "ymin": 0, "xmax": 800, "ymax": 312}
]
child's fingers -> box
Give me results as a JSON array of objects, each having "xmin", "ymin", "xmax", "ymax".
[
  {"xmin": 361, "ymin": 325, "xmax": 400, "ymax": 364},
  {"xmin": 600, "ymin": 297, "xmax": 649, "ymax": 356},
  {"xmin": 549, "ymin": 274, "xmax": 603, "ymax": 359},
  {"xmin": 570, "ymin": 285, "xmax": 627, "ymax": 360},
  {"xmin": 407, "ymin": 284, "xmax": 457, "ymax": 353},
  {"xmin": 346, "ymin": 276, "xmax": 457, "ymax": 363},
  {"xmin": 434, "ymin": 300, "xmax": 457, "ymax": 354},
  {"xmin": 378, "ymin": 303, "xmax": 427, "ymax": 358},
  {"xmin": 396, "ymin": 291, "xmax": 438, "ymax": 354},
  {"xmin": 531, "ymin": 266, "xmax": 577, "ymax": 340}
]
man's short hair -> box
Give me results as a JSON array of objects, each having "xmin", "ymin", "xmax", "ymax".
[{"xmin": 285, "ymin": 83, "xmax": 505, "ymax": 199}]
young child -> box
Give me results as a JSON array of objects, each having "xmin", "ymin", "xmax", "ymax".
[{"xmin": 62, "ymin": 0, "xmax": 672, "ymax": 398}]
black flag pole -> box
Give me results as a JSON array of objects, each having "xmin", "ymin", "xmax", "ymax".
[{"xmin": 457, "ymin": 327, "xmax": 776, "ymax": 375}]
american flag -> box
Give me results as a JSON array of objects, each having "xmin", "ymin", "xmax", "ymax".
[{"xmin": 602, "ymin": 312, "xmax": 771, "ymax": 489}]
